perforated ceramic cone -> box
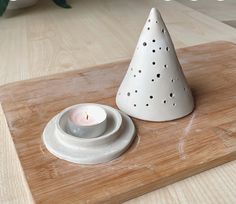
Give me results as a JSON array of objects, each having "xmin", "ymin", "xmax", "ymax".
[{"xmin": 116, "ymin": 8, "xmax": 194, "ymax": 121}]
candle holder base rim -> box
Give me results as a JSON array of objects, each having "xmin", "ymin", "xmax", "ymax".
[{"xmin": 42, "ymin": 104, "xmax": 136, "ymax": 164}]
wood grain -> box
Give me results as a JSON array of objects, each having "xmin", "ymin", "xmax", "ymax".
[
  {"xmin": 0, "ymin": 41, "xmax": 236, "ymax": 203},
  {"xmin": 0, "ymin": 104, "xmax": 34, "ymax": 204}
]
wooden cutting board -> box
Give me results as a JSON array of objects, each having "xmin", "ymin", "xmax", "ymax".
[{"xmin": 1, "ymin": 41, "xmax": 236, "ymax": 204}]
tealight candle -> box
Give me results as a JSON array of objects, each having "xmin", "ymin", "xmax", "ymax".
[{"xmin": 67, "ymin": 105, "xmax": 107, "ymax": 138}]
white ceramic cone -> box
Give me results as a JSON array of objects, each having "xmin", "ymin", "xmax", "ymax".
[{"xmin": 116, "ymin": 8, "xmax": 194, "ymax": 121}]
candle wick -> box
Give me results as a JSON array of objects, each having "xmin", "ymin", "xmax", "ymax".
[{"xmin": 86, "ymin": 113, "xmax": 89, "ymax": 120}]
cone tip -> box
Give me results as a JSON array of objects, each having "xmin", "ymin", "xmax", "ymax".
[
  {"xmin": 150, "ymin": 7, "xmax": 161, "ymax": 17},
  {"xmin": 150, "ymin": 7, "xmax": 157, "ymax": 12}
]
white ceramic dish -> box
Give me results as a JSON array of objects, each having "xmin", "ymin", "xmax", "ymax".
[{"xmin": 42, "ymin": 104, "xmax": 136, "ymax": 164}]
